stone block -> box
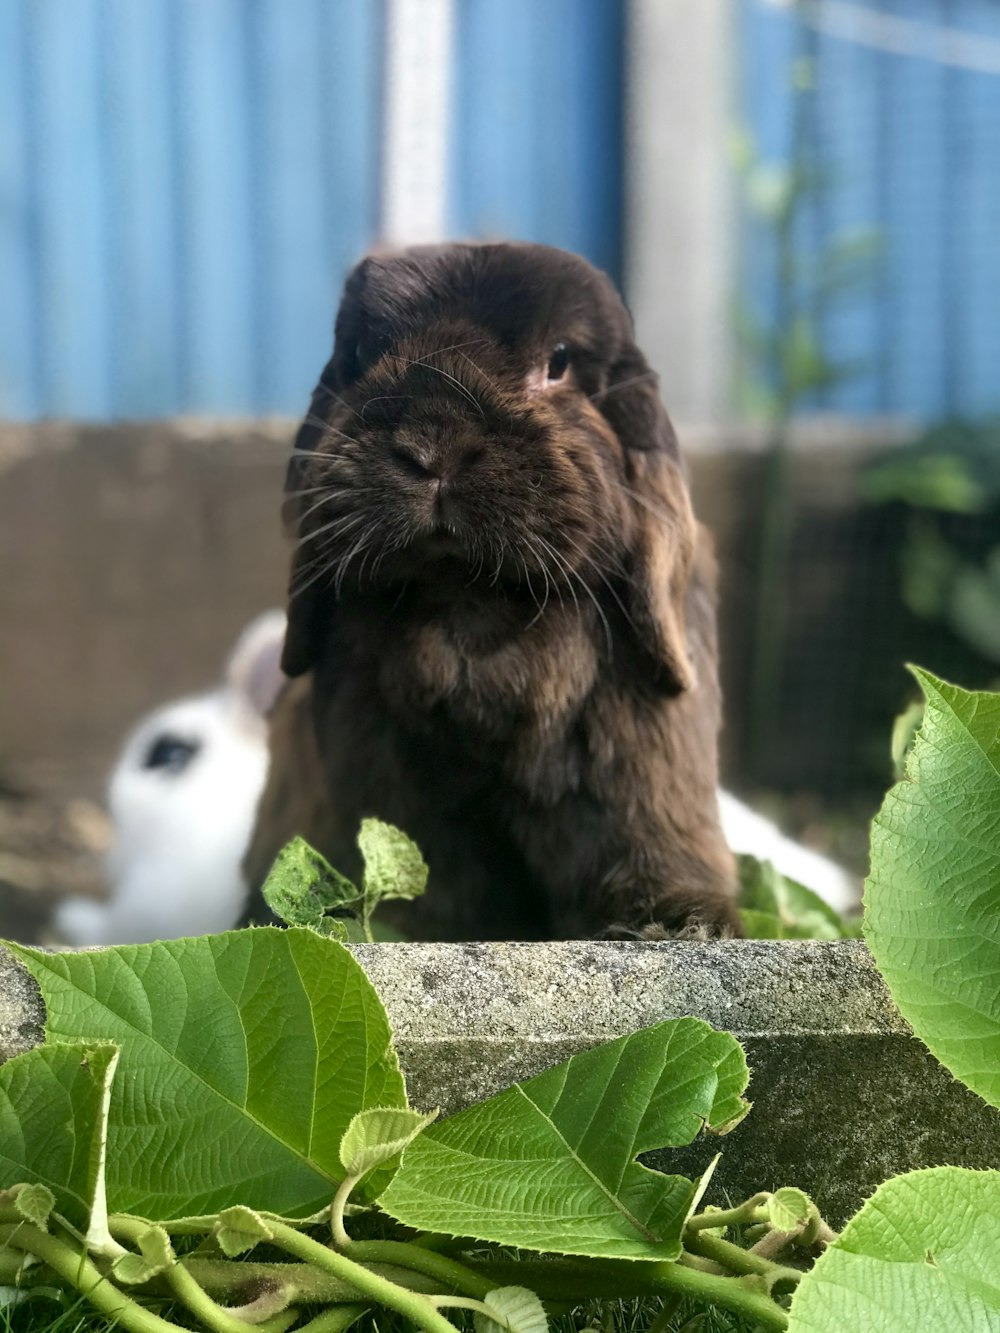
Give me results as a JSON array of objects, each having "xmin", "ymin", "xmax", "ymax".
[{"xmin": 353, "ymin": 939, "xmax": 1000, "ymax": 1225}]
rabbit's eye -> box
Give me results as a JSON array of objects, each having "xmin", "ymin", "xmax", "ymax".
[
  {"xmin": 338, "ymin": 342, "xmax": 363, "ymax": 384},
  {"xmin": 546, "ymin": 343, "xmax": 570, "ymax": 382},
  {"xmin": 144, "ymin": 735, "xmax": 201, "ymax": 774}
]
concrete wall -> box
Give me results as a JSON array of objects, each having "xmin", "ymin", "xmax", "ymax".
[{"xmin": 0, "ymin": 422, "xmax": 289, "ymax": 799}]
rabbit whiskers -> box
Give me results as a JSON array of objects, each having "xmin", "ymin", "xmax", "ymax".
[{"xmin": 387, "ymin": 352, "xmax": 487, "ymax": 421}]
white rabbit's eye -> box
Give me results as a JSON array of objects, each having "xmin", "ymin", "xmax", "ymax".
[
  {"xmin": 143, "ymin": 735, "xmax": 201, "ymax": 774},
  {"xmin": 546, "ymin": 343, "xmax": 570, "ymax": 382}
]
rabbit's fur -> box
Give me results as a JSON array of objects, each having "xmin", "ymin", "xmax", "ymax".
[
  {"xmin": 245, "ymin": 242, "xmax": 742, "ymax": 938},
  {"xmin": 52, "ymin": 613, "xmax": 285, "ymax": 944}
]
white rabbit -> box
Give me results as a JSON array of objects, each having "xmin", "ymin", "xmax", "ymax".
[
  {"xmin": 52, "ymin": 612, "xmax": 287, "ymax": 945},
  {"xmin": 717, "ymin": 789, "xmax": 858, "ymax": 915}
]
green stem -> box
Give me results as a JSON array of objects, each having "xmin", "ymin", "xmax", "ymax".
[
  {"xmin": 410, "ymin": 1232, "xmax": 470, "ymax": 1253},
  {"xmin": 610, "ymin": 1264, "xmax": 790, "ymax": 1332},
  {"xmin": 329, "ymin": 1175, "xmax": 359, "ymax": 1250},
  {"xmin": 685, "ymin": 1233, "xmax": 801, "ymax": 1290},
  {"xmin": 0, "ymin": 1245, "xmax": 31, "ymax": 1283},
  {"xmin": 165, "ymin": 1256, "xmax": 297, "ymax": 1333},
  {"xmin": 750, "ymin": 1229, "xmax": 799, "ymax": 1262},
  {"xmin": 433, "ymin": 1296, "xmax": 497, "ymax": 1317},
  {"xmin": 812, "ymin": 1219, "xmax": 839, "ymax": 1248},
  {"xmin": 465, "ymin": 1257, "xmax": 788, "ymax": 1331},
  {"xmin": 0, "ymin": 1223, "xmax": 181, "ymax": 1333},
  {"xmin": 361, "ymin": 901, "xmax": 375, "ymax": 944},
  {"xmin": 685, "ymin": 1193, "xmax": 770, "ymax": 1233},
  {"xmin": 295, "ymin": 1304, "xmax": 369, "ymax": 1333},
  {"xmin": 346, "ymin": 1240, "xmax": 495, "ymax": 1300},
  {"xmin": 184, "ymin": 1257, "xmax": 339, "ymax": 1301},
  {"xmin": 676, "ymin": 1250, "xmax": 726, "ymax": 1275},
  {"xmin": 182, "ymin": 1256, "xmax": 442, "ymax": 1301},
  {"xmin": 645, "ymin": 1293, "xmax": 683, "ymax": 1333},
  {"xmin": 267, "ymin": 1219, "xmax": 461, "ymax": 1333},
  {"xmin": 109, "ymin": 1213, "xmax": 294, "ymax": 1333}
]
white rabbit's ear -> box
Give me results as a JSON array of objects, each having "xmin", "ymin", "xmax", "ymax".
[{"xmin": 224, "ymin": 611, "xmax": 288, "ymax": 719}]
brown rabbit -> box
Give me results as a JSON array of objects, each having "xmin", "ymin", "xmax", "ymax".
[{"xmin": 244, "ymin": 242, "xmax": 740, "ymax": 939}]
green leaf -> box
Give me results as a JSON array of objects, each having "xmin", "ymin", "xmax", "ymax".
[
  {"xmin": 4, "ymin": 929, "xmax": 407, "ymax": 1219},
  {"xmin": 783, "ymin": 316, "xmax": 832, "ymax": 399},
  {"xmin": 359, "ymin": 820, "xmax": 429, "ymax": 906},
  {"xmin": 739, "ymin": 908, "xmax": 824, "ymax": 940},
  {"xmin": 950, "ymin": 561, "xmax": 1000, "ymax": 663},
  {"xmin": 891, "ymin": 701, "xmax": 925, "ymax": 781},
  {"xmin": 864, "ymin": 669, "xmax": 1000, "ymax": 1110},
  {"xmin": 264, "ymin": 825, "xmax": 427, "ymax": 941},
  {"xmin": 737, "ymin": 856, "xmax": 850, "ymax": 940},
  {"xmin": 379, "ymin": 1018, "xmax": 749, "ymax": 1260},
  {"xmin": 474, "ymin": 1287, "xmax": 548, "ymax": 1333},
  {"xmin": 787, "ymin": 1167, "xmax": 1000, "ymax": 1330},
  {"xmin": 682, "ymin": 1156, "xmax": 720, "ymax": 1228},
  {"xmin": 861, "ymin": 420, "xmax": 1000, "ymax": 513},
  {"xmin": 0, "ymin": 1287, "xmax": 64, "ymax": 1310},
  {"xmin": 0, "ymin": 1042, "xmax": 119, "ymax": 1246},
  {"xmin": 900, "ymin": 520, "xmax": 960, "ymax": 618},
  {"xmin": 861, "ymin": 451, "xmax": 984, "ymax": 513},
  {"xmin": 262, "ymin": 837, "xmax": 361, "ymax": 933},
  {"xmin": 111, "ymin": 1225, "xmax": 174, "ymax": 1285},
  {"xmin": 768, "ymin": 1187, "xmax": 813, "ymax": 1234},
  {"xmin": 340, "ymin": 1108, "xmax": 438, "ymax": 1179},
  {"xmin": 215, "ymin": 1206, "xmax": 274, "ymax": 1257},
  {"xmin": 9, "ymin": 1183, "xmax": 56, "ymax": 1230}
]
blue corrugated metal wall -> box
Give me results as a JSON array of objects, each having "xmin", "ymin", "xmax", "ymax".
[
  {"xmin": 0, "ymin": 0, "xmax": 383, "ymax": 419},
  {"xmin": 741, "ymin": 0, "xmax": 1000, "ymax": 420},
  {"xmin": 0, "ymin": 0, "xmax": 623, "ymax": 421},
  {"xmin": 451, "ymin": 0, "xmax": 623, "ymax": 281}
]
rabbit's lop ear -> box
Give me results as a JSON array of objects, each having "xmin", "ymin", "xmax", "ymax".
[
  {"xmin": 288, "ymin": 255, "xmax": 385, "ymax": 465},
  {"xmin": 226, "ymin": 611, "xmax": 288, "ymax": 718},
  {"xmin": 282, "ymin": 439, "xmax": 332, "ymax": 677},
  {"xmin": 282, "ymin": 258, "xmax": 378, "ymax": 677},
  {"xmin": 281, "ymin": 316, "xmax": 341, "ymax": 677},
  {"xmin": 600, "ymin": 346, "xmax": 697, "ymax": 694},
  {"xmin": 282, "ymin": 367, "xmax": 337, "ymax": 678},
  {"xmin": 282, "ymin": 255, "xmax": 404, "ymax": 678}
]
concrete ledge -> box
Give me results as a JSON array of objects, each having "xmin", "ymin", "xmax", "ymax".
[
  {"xmin": 2, "ymin": 939, "xmax": 997, "ymax": 1225},
  {"xmin": 0, "ymin": 946, "xmax": 44, "ymax": 1063},
  {"xmin": 355, "ymin": 940, "xmax": 1000, "ymax": 1225}
]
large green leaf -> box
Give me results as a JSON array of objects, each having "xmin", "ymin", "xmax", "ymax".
[
  {"xmin": 379, "ymin": 1018, "xmax": 749, "ymax": 1260},
  {"xmin": 4, "ymin": 929, "xmax": 406, "ymax": 1220},
  {"xmin": 788, "ymin": 1167, "xmax": 1000, "ymax": 1331},
  {"xmin": 0, "ymin": 1042, "xmax": 118, "ymax": 1243},
  {"xmin": 865, "ymin": 669, "xmax": 1000, "ymax": 1109}
]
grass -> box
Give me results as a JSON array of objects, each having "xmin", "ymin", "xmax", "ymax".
[
  {"xmin": 558, "ymin": 1297, "xmax": 757, "ymax": 1333},
  {"xmin": 2, "ymin": 1294, "xmax": 120, "ymax": 1333},
  {"xmin": 1, "ymin": 1292, "xmax": 759, "ymax": 1333}
]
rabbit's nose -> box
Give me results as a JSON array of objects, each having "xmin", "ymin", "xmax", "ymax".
[
  {"xmin": 389, "ymin": 437, "xmax": 485, "ymax": 484},
  {"xmin": 389, "ymin": 440, "xmax": 439, "ymax": 480}
]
